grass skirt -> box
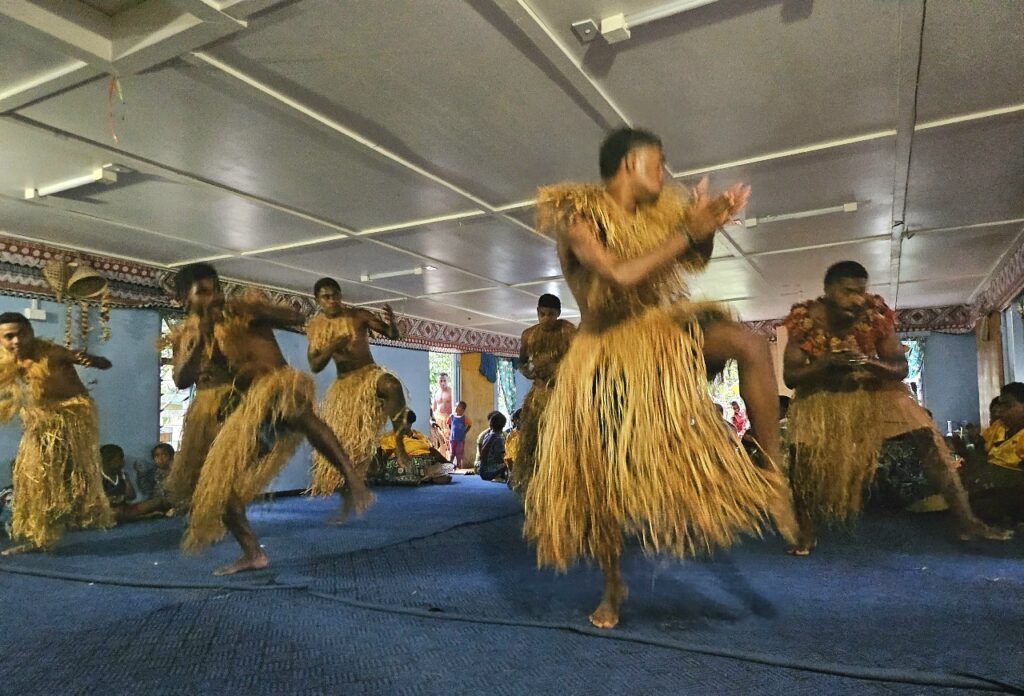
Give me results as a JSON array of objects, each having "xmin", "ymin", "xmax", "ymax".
[
  {"xmin": 164, "ymin": 383, "xmax": 236, "ymax": 506},
  {"xmin": 183, "ymin": 367, "xmax": 312, "ymax": 551},
  {"xmin": 509, "ymin": 381, "xmax": 551, "ymax": 495},
  {"xmin": 524, "ymin": 303, "xmax": 781, "ymax": 570},
  {"xmin": 11, "ymin": 395, "xmax": 114, "ymax": 548},
  {"xmin": 789, "ymin": 383, "xmax": 941, "ymax": 524},
  {"xmin": 309, "ymin": 364, "xmax": 390, "ymax": 495}
]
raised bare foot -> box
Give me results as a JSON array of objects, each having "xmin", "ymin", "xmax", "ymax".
[
  {"xmin": 589, "ymin": 599, "xmax": 621, "ymax": 629},
  {"xmin": 212, "ymin": 551, "xmax": 269, "ymax": 576},
  {"xmin": 1, "ymin": 543, "xmax": 40, "ymax": 556},
  {"xmin": 958, "ymin": 521, "xmax": 1013, "ymax": 542},
  {"xmin": 328, "ymin": 486, "xmax": 374, "ymax": 525}
]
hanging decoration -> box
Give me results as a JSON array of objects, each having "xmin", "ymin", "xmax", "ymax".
[
  {"xmin": 100, "ymin": 289, "xmax": 111, "ymax": 341},
  {"xmin": 40, "ymin": 256, "xmax": 112, "ymax": 347},
  {"xmin": 63, "ymin": 303, "xmax": 74, "ymax": 348},
  {"xmin": 78, "ymin": 301, "xmax": 91, "ymax": 348},
  {"xmin": 107, "ymin": 76, "xmax": 124, "ymax": 145}
]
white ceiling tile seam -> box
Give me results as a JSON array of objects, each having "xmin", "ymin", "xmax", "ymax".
[{"xmin": 0, "ymin": 229, "xmax": 168, "ymax": 269}]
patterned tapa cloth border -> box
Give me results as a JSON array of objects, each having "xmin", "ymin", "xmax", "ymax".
[{"xmin": 0, "ymin": 237, "xmax": 520, "ymax": 357}]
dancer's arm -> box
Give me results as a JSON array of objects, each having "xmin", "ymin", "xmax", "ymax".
[
  {"xmin": 565, "ymin": 218, "xmax": 695, "ymax": 289},
  {"xmin": 68, "ymin": 348, "xmax": 112, "ymax": 370},
  {"xmin": 171, "ymin": 325, "xmax": 204, "ymax": 389},
  {"xmin": 518, "ymin": 329, "xmax": 535, "ymax": 379},
  {"xmin": 856, "ymin": 328, "xmax": 909, "ymax": 381},
  {"xmin": 307, "ymin": 334, "xmax": 350, "ymax": 373},
  {"xmin": 783, "ymin": 340, "xmax": 855, "ymax": 390},
  {"xmin": 241, "ymin": 300, "xmax": 307, "ymax": 329},
  {"xmin": 362, "ymin": 306, "xmax": 401, "ymax": 341},
  {"xmin": 567, "ymin": 180, "xmax": 747, "ymax": 289}
]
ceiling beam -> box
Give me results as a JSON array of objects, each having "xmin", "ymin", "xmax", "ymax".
[
  {"xmin": 0, "ymin": 0, "xmax": 246, "ymax": 112},
  {"xmin": 887, "ymin": 0, "xmax": 927, "ymax": 308}
]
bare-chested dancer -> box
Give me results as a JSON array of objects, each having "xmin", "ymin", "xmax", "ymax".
[
  {"xmin": 0, "ymin": 312, "xmax": 114, "ymax": 554},
  {"xmin": 172, "ymin": 263, "xmax": 371, "ymax": 575},
  {"xmin": 306, "ymin": 277, "xmax": 411, "ymax": 507},
  {"xmin": 524, "ymin": 127, "xmax": 797, "ymax": 628},
  {"xmin": 510, "ymin": 293, "xmax": 575, "ymax": 494}
]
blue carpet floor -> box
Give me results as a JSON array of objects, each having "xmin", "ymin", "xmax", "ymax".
[{"xmin": 1, "ymin": 476, "xmax": 1021, "ymax": 695}]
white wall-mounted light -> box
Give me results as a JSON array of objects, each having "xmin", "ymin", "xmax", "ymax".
[
  {"xmin": 572, "ymin": 0, "xmax": 721, "ymax": 44},
  {"xmin": 24, "ymin": 164, "xmax": 120, "ymax": 199},
  {"xmin": 745, "ymin": 202, "xmax": 858, "ymax": 228},
  {"xmin": 360, "ymin": 265, "xmax": 436, "ymax": 282}
]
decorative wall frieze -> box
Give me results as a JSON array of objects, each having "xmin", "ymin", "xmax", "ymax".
[{"xmin": 0, "ymin": 236, "xmax": 519, "ymax": 356}]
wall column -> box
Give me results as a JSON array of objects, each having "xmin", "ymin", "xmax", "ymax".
[{"xmin": 976, "ymin": 312, "xmax": 1004, "ymax": 428}]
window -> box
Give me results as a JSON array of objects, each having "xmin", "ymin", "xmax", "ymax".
[
  {"xmin": 158, "ymin": 317, "xmax": 191, "ymax": 449},
  {"xmin": 901, "ymin": 337, "xmax": 925, "ymax": 405}
]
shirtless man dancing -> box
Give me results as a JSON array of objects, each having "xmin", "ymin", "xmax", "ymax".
[{"xmin": 172, "ymin": 263, "xmax": 371, "ymax": 575}]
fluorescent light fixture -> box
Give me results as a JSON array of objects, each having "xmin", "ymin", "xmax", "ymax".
[
  {"xmin": 744, "ymin": 202, "xmax": 858, "ymax": 228},
  {"xmin": 360, "ymin": 265, "xmax": 435, "ymax": 282},
  {"xmin": 573, "ymin": 0, "xmax": 721, "ymax": 44},
  {"xmin": 25, "ymin": 164, "xmax": 119, "ymax": 199}
]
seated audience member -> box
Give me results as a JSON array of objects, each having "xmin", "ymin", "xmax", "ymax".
[
  {"xmin": 124, "ymin": 443, "xmax": 178, "ymax": 519},
  {"xmin": 960, "ymin": 383, "xmax": 1024, "ymax": 525},
  {"xmin": 0, "ymin": 484, "xmax": 12, "ymax": 539},
  {"xmin": 477, "ymin": 412, "xmax": 508, "ymax": 483},
  {"xmin": 504, "ymin": 409, "xmax": 522, "ymax": 472},
  {"xmin": 372, "ymin": 410, "xmax": 452, "ymax": 485},
  {"xmin": 100, "ymin": 444, "xmax": 137, "ymax": 520}
]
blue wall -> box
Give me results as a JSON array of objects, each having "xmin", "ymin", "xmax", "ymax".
[
  {"xmin": 921, "ymin": 332, "xmax": 980, "ymax": 428},
  {"xmin": 266, "ymin": 336, "xmax": 432, "ymax": 493},
  {"xmin": 0, "ymin": 296, "xmax": 161, "ymax": 488}
]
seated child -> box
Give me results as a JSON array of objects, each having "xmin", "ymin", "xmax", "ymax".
[
  {"xmin": 477, "ymin": 412, "xmax": 508, "ymax": 483},
  {"xmin": 100, "ymin": 444, "xmax": 137, "ymax": 520}
]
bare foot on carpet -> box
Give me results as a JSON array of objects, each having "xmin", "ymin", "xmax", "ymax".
[
  {"xmin": 589, "ymin": 598, "xmax": 622, "ymax": 629},
  {"xmin": 212, "ymin": 551, "xmax": 269, "ymax": 576},
  {"xmin": 957, "ymin": 521, "xmax": 1013, "ymax": 542},
  {"xmin": 589, "ymin": 583, "xmax": 627, "ymax": 629},
  {"xmin": 1, "ymin": 543, "xmax": 41, "ymax": 556},
  {"xmin": 785, "ymin": 544, "xmax": 813, "ymax": 556}
]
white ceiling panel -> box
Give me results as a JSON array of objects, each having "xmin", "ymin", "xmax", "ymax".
[
  {"xmin": 916, "ymin": 0, "xmax": 1024, "ymax": 121},
  {"xmin": 432, "ymin": 287, "xmax": 542, "ymax": 324},
  {"xmin": 513, "ymin": 279, "xmax": 580, "ymax": 310},
  {"xmin": 686, "ymin": 258, "xmax": 769, "ymax": 302},
  {"xmin": 473, "ymin": 321, "xmax": 532, "ymax": 337},
  {"xmin": 720, "ymin": 295, "xmax": 802, "ymax": 323},
  {"xmin": 365, "ymin": 298, "xmax": 500, "ymax": 328},
  {"xmin": 376, "ymin": 217, "xmax": 560, "ymax": 285},
  {"xmin": 259, "ymin": 238, "xmax": 493, "ymax": 296},
  {"xmin": 735, "ymin": 204, "xmax": 891, "ymax": 257},
  {"xmin": 213, "ymin": 256, "xmax": 402, "ymax": 305},
  {"xmin": 0, "ymin": 196, "xmax": 220, "ymax": 265},
  {"xmin": 751, "ymin": 238, "xmax": 892, "ymax": 296},
  {"xmin": 530, "ymin": 0, "xmax": 900, "ymax": 170},
  {"xmin": 18, "ymin": 62, "xmax": 471, "ymax": 228},
  {"xmin": 33, "ymin": 177, "xmax": 348, "ymax": 253},
  {"xmin": 0, "ymin": 22, "xmax": 74, "ymax": 89},
  {"xmin": 900, "ymin": 223, "xmax": 1022, "ymax": 284},
  {"xmin": 216, "ymin": 0, "xmax": 609, "ymax": 204},
  {"xmin": 896, "ymin": 277, "xmax": 984, "ymax": 308},
  {"xmin": 905, "ymin": 113, "xmax": 1024, "ymax": 230}
]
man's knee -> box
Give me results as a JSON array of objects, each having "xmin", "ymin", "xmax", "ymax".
[{"xmin": 378, "ymin": 374, "xmax": 403, "ymax": 399}]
